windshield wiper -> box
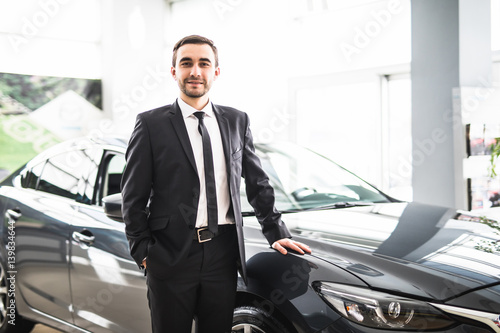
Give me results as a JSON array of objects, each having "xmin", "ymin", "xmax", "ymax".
[
  {"xmin": 278, "ymin": 202, "xmax": 373, "ymax": 214},
  {"xmin": 313, "ymin": 202, "xmax": 374, "ymax": 210},
  {"xmin": 244, "ymin": 202, "xmax": 373, "ymax": 216}
]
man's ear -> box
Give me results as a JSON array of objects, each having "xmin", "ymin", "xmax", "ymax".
[
  {"xmin": 171, "ymin": 67, "xmax": 177, "ymax": 80},
  {"xmin": 214, "ymin": 67, "xmax": 220, "ymax": 80}
]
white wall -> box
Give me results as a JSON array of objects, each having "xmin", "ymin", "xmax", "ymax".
[
  {"xmin": 0, "ymin": 0, "xmax": 102, "ymax": 78},
  {"xmin": 101, "ymin": 0, "xmax": 168, "ymax": 136}
]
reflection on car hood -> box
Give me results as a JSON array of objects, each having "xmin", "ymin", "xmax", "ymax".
[{"xmin": 284, "ymin": 202, "xmax": 500, "ymax": 301}]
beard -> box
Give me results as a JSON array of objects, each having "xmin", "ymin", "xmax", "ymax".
[{"xmin": 179, "ymin": 77, "xmax": 212, "ymax": 98}]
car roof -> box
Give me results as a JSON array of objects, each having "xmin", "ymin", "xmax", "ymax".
[{"xmin": 25, "ymin": 136, "xmax": 128, "ymax": 169}]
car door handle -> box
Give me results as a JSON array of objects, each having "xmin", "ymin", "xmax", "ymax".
[
  {"xmin": 72, "ymin": 231, "xmax": 95, "ymax": 245},
  {"xmin": 6, "ymin": 208, "xmax": 21, "ymax": 221}
]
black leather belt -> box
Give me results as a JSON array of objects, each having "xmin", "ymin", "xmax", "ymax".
[{"xmin": 193, "ymin": 224, "xmax": 235, "ymax": 243}]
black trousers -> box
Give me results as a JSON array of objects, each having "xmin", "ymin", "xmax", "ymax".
[{"xmin": 146, "ymin": 227, "xmax": 239, "ymax": 333}]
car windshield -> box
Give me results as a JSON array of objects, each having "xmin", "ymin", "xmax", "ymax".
[{"xmin": 240, "ymin": 142, "xmax": 391, "ymax": 214}]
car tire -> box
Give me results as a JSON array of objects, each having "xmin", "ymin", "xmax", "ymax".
[
  {"xmin": 0, "ymin": 262, "xmax": 35, "ymax": 333},
  {"xmin": 232, "ymin": 306, "xmax": 290, "ymax": 333}
]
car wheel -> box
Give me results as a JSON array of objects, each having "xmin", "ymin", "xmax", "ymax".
[
  {"xmin": 232, "ymin": 306, "xmax": 290, "ymax": 333},
  {"xmin": 0, "ymin": 262, "xmax": 35, "ymax": 333}
]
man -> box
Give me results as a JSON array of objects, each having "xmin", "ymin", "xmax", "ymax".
[{"xmin": 121, "ymin": 35, "xmax": 311, "ymax": 333}]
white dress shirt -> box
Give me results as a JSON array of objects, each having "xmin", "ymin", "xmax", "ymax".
[{"xmin": 177, "ymin": 98, "xmax": 234, "ymax": 227}]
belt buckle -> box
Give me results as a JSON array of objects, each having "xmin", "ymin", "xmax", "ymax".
[{"xmin": 197, "ymin": 227, "xmax": 213, "ymax": 243}]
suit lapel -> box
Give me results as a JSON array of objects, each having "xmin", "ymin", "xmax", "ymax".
[
  {"xmin": 213, "ymin": 104, "xmax": 232, "ymax": 177},
  {"xmin": 213, "ymin": 105, "xmax": 248, "ymax": 283},
  {"xmin": 213, "ymin": 104, "xmax": 248, "ymax": 283},
  {"xmin": 168, "ymin": 101, "xmax": 198, "ymax": 173}
]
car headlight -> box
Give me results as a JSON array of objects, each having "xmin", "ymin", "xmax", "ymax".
[{"xmin": 314, "ymin": 282, "xmax": 455, "ymax": 330}]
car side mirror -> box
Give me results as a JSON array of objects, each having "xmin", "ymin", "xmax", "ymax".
[{"xmin": 103, "ymin": 193, "xmax": 124, "ymax": 222}]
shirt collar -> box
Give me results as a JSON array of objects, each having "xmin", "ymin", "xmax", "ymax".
[{"xmin": 177, "ymin": 98, "xmax": 214, "ymax": 119}]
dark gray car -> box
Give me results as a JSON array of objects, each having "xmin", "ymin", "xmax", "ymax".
[{"xmin": 0, "ymin": 137, "xmax": 499, "ymax": 332}]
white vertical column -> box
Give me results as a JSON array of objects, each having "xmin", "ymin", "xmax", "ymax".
[{"xmin": 411, "ymin": 0, "xmax": 491, "ymax": 209}]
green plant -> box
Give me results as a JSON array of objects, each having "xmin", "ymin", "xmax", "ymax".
[
  {"xmin": 488, "ymin": 137, "xmax": 500, "ymax": 178},
  {"xmin": 474, "ymin": 216, "xmax": 500, "ymax": 253}
]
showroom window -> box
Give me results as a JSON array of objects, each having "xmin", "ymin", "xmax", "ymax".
[
  {"xmin": 292, "ymin": 70, "xmax": 412, "ymax": 201},
  {"xmin": 295, "ymin": 80, "xmax": 380, "ymax": 182},
  {"xmin": 384, "ymin": 74, "xmax": 412, "ymax": 200}
]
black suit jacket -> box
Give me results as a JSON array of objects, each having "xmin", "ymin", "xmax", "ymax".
[{"xmin": 121, "ymin": 101, "xmax": 291, "ymax": 282}]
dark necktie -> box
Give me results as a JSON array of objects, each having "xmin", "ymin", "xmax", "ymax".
[{"xmin": 193, "ymin": 111, "xmax": 218, "ymax": 233}]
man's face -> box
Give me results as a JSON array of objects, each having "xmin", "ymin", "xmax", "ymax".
[{"xmin": 171, "ymin": 43, "xmax": 220, "ymax": 100}]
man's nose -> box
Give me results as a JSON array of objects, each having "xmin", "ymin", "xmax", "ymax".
[{"xmin": 190, "ymin": 64, "xmax": 201, "ymax": 76}]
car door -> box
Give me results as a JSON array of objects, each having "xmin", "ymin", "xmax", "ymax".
[
  {"xmin": 6, "ymin": 150, "xmax": 89, "ymax": 326},
  {"xmin": 69, "ymin": 151, "xmax": 151, "ymax": 333}
]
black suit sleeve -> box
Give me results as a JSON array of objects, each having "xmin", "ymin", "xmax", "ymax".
[
  {"xmin": 241, "ymin": 113, "xmax": 292, "ymax": 244},
  {"xmin": 121, "ymin": 113, "xmax": 153, "ymax": 267}
]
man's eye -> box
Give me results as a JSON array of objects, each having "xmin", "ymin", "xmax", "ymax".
[
  {"xmin": 200, "ymin": 63, "xmax": 210, "ymax": 67},
  {"xmin": 180, "ymin": 62, "xmax": 191, "ymax": 66}
]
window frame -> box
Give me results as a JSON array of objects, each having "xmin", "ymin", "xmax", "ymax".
[{"xmin": 94, "ymin": 151, "xmax": 126, "ymax": 207}]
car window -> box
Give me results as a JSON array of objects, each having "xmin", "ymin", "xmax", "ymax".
[
  {"xmin": 97, "ymin": 153, "xmax": 125, "ymax": 206},
  {"xmin": 36, "ymin": 149, "xmax": 102, "ymax": 202},
  {"xmin": 241, "ymin": 143, "xmax": 391, "ymax": 214},
  {"xmin": 78, "ymin": 148, "xmax": 104, "ymax": 204},
  {"xmin": 37, "ymin": 151, "xmax": 84, "ymax": 199},
  {"xmin": 20, "ymin": 162, "xmax": 45, "ymax": 190}
]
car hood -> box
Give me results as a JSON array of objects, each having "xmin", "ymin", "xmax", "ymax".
[{"xmin": 282, "ymin": 202, "xmax": 500, "ymax": 304}]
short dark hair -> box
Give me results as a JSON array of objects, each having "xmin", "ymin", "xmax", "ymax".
[{"xmin": 172, "ymin": 35, "xmax": 219, "ymax": 67}]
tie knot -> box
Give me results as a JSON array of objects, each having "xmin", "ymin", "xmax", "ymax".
[{"xmin": 193, "ymin": 111, "xmax": 205, "ymax": 120}]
